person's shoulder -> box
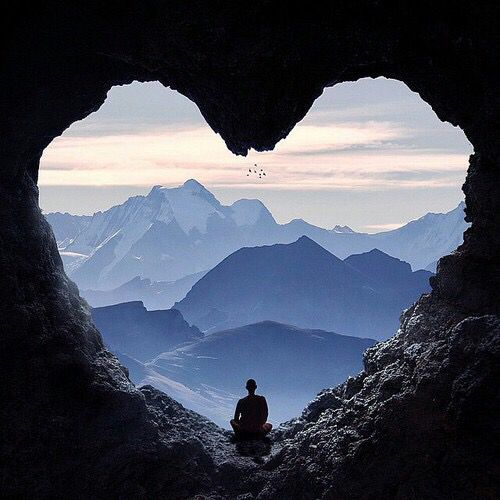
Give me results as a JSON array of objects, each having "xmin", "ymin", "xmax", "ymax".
[{"xmin": 257, "ymin": 395, "xmax": 267, "ymax": 401}]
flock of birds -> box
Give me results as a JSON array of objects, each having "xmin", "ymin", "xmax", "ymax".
[{"xmin": 246, "ymin": 164, "xmax": 267, "ymax": 179}]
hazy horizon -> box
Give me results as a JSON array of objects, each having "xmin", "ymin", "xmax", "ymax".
[{"xmin": 40, "ymin": 180, "xmax": 464, "ymax": 234}]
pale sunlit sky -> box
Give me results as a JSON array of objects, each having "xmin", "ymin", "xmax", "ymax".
[{"xmin": 39, "ymin": 78, "xmax": 472, "ymax": 232}]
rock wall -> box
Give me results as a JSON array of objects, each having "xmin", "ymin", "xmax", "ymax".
[
  {"xmin": 0, "ymin": 175, "xmax": 226, "ymax": 497},
  {"xmin": 1, "ymin": 1, "xmax": 498, "ymax": 498},
  {"xmin": 264, "ymin": 299, "xmax": 499, "ymax": 499}
]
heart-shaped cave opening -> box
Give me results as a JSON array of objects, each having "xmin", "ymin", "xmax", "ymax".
[
  {"xmin": 39, "ymin": 77, "xmax": 472, "ymax": 429},
  {"xmin": 3, "ymin": 5, "xmax": 498, "ymax": 498}
]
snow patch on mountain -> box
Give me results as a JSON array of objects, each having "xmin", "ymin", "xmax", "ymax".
[
  {"xmin": 332, "ymin": 225, "xmax": 355, "ymax": 233},
  {"xmin": 370, "ymin": 201, "xmax": 467, "ymax": 270},
  {"xmin": 152, "ymin": 180, "xmax": 227, "ymax": 234},
  {"xmin": 59, "ymin": 251, "xmax": 88, "ymax": 273}
]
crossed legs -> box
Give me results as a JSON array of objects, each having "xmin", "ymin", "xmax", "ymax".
[{"xmin": 230, "ymin": 419, "xmax": 273, "ymax": 437}]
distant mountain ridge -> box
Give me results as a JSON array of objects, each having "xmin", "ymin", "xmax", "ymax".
[
  {"xmin": 91, "ymin": 301, "xmax": 202, "ymax": 361},
  {"xmin": 45, "ymin": 212, "xmax": 92, "ymax": 248},
  {"xmin": 344, "ymin": 248, "xmax": 432, "ymax": 304},
  {"xmin": 368, "ymin": 202, "xmax": 467, "ymax": 270},
  {"xmin": 82, "ymin": 271, "xmax": 206, "ymax": 309},
  {"xmin": 44, "ymin": 180, "xmax": 467, "ymax": 291},
  {"xmin": 175, "ymin": 237, "xmax": 432, "ymax": 339},
  {"xmin": 51, "ymin": 180, "xmax": 280, "ymax": 290}
]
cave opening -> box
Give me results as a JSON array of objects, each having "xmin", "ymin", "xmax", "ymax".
[
  {"xmin": 3, "ymin": 4, "xmax": 498, "ymax": 497},
  {"xmin": 38, "ymin": 77, "xmax": 472, "ymax": 429}
]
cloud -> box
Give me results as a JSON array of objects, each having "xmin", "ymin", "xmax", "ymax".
[
  {"xmin": 39, "ymin": 78, "xmax": 471, "ymax": 231},
  {"xmin": 39, "ymin": 77, "xmax": 472, "ymax": 198},
  {"xmin": 40, "ymin": 120, "xmax": 468, "ymax": 191},
  {"xmin": 279, "ymin": 142, "xmax": 404, "ymax": 156}
]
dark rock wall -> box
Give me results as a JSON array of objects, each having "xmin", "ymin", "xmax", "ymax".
[
  {"xmin": 264, "ymin": 299, "xmax": 499, "ymax": 499},
  {"xmin": 0, "ymin": 175, "xmax": 231, "ymax": 498},
  {"xmin": 1, "ymin": 1, "xmax": 498, "ymax": 498}
]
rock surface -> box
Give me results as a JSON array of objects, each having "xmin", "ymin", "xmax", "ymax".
[
  {"xmin": 1, "ymin": 1, "xmax": 499, "ymax": 498},
  {"xmin": 263, "ymin": 300, "xmax": 499, "ymax": 499}
]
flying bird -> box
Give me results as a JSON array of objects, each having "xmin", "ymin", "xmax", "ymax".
[{"xmin": 245, "ymin": 164, "xmax": 267, "ymax": 179}]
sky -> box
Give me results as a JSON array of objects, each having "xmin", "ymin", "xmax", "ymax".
[{"xmin": 39, "ymin": 78, "xmax": 472, "ymax": 232}]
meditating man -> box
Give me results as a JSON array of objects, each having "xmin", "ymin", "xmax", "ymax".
[{"xmin": 230, "ymin": 379, "xmax": 272, "ymax": 437}]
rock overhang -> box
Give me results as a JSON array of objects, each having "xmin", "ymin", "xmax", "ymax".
[{"xmin": 5, "ymin": 2, "xmax": 497, "ymax": 162}]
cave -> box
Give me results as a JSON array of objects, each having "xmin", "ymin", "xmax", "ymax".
[{"xmin": 1, "ymin": 2, "xmax": 498, "ymax": 498}]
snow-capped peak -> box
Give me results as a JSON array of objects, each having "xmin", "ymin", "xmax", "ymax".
[
  {"xmin": 66, "ymin": 180, "xmax": 228, "ymax": 284},
  {"xmin": 146, "ymin": 180, "xmax": 225, "ymax": 234},
  {"xmin": 148, "ymin": 179, "xmax": 211, "ymax": 197},
  {"xmin": 182, "ymin": 179, "xmax": 207, "ymax": 192}
]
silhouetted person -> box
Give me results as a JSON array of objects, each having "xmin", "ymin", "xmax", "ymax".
[{"xmin": 230, "ymin": 379, "xmax": 272, "ymax": 438}]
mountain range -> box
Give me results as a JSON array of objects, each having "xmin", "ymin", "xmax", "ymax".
[
  {"xmin": 42, "ymin": 180, "xmax": 463, "ymax": 428},
  {"xmin": 175, "ymin": 237, "xmax": 432, "ymax": 339},
  {"xmin": 45, "ymin": 180, "xmax": 467, "ymax": 293},
  {"xmin": 50, "ymin": 180, "xmax": 278, "ymax": 290}
]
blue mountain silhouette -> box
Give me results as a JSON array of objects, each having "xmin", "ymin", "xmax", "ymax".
[{"xmin": 175, "ymin": 237, "xmax": 432, "ymax": 339}]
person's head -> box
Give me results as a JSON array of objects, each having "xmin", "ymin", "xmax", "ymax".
[{"xmin": 246, "ymin": 378, "xmax": 257, "ymax": 394}]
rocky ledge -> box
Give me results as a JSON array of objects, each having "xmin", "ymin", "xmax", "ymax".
[{"xmin": 113, "ymin": 294, "xmax": 500, "ymax": 499}]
